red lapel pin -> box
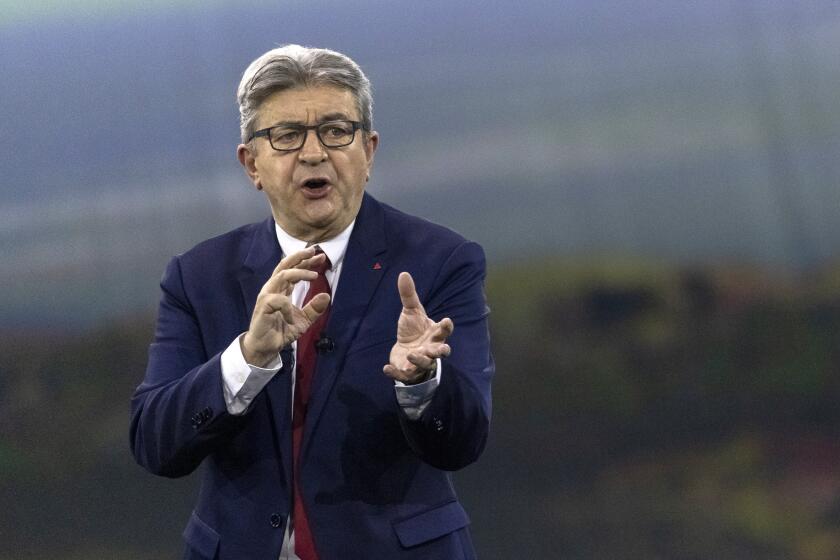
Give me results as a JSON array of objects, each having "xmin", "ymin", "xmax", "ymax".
[{"xmin": 373, "ymin": 262, "xmax": 382, "ymax": 270}]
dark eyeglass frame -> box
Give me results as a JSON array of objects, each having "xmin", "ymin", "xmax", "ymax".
[{"xmin": 249, "ymin": 120, "xmax": 369, "ymax": 152}]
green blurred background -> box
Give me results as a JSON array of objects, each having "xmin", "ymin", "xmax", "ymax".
[{"xmin": 3, "ymin": 1, "xmax": 840, "ymax": 558}]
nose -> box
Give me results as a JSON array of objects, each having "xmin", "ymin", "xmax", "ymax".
[{"xmin": 298, "ymin": 129, "xmax": 327, "ymax": 164}]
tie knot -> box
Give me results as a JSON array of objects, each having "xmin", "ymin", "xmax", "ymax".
[{"xmin": 312, "ymin": 247, "xmax": 332, "ymax": 275}]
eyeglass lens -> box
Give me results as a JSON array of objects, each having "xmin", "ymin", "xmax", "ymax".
[{"xmin": 269, "ymin": 121, "xmax": 357, "ymax": 150}]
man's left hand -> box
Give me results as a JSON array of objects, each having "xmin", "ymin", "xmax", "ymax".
[{"xmin": 383, "ymin": 272, "xmax": 454, "ymax": 385}]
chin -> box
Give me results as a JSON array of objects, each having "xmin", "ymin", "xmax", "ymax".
[
  {"xmin": 304, "ymin": 208, "xmax": 337, "ymax": 227},
  {"xmin": 302, "ymin": 215, "xmax": 343, "ymax": 238}
]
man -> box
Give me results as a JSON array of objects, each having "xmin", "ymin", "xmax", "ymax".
[{"xmin": 130, "ymin": 44, "xmax": 493, "ymax": 560}]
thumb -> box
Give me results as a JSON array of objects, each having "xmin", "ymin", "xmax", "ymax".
[
  {"xmin": 398, "ymin": 272, "xmax": 423, "ymax": 311},
  {"xmin": 302, "ymin": 293, "xmax": 331, "ymax": 322}
]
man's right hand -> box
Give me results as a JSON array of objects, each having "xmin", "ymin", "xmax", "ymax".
[{"xmin": 241, "ymin": 246, "xmax": 331, "ymax": 367}]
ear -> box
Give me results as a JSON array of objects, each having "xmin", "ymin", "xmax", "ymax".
[
  {"xmin": 237, "ymin": 143, "xmax": 262, "ymax": 190},
  {"xmin": 363, "ymin": 131, "xmax": 379, "ymax": 169}
]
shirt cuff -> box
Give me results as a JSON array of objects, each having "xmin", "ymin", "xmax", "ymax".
[
  {"xmin": 221, "ymin": 333, "xmax": 283, "ymax": 415},
  {"xmin": 394, "ymin": 358, "xmax": 441, "ymax": 420}
]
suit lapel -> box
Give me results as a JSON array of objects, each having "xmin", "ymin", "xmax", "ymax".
[
  {"xmin": 302, "ymin": 194, "xmax": 388, "ymax": 460},
  {"xmin": 238, "ymin": 217, "xmax": 282, "ymax": 321},
  {"xmin": 236, "ymin": 217, "xmax": 295, "ymax": 492}
]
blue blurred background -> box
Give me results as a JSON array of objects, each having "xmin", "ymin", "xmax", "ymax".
[{"xmin": 3, "ymin": 1, "xmax": 840, "ymax": 558}]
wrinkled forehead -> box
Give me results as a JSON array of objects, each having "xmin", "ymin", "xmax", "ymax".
[{"xmin": 256, "ymin": 85, "xmax": 360, "ymax": 128}]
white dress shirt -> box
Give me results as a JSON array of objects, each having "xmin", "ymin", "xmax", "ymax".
[{"xmin": 218, "ymin": 219, "xmax": 441, "ymax": 560}]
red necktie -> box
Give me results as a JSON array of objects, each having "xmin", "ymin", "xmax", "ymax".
[{"xmin": 292, "ymin": 250, "xmax": 331, "ymax": 560}]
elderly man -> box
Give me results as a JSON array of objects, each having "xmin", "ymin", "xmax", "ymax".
[{"xmin": 130, "ymin": 45, "xmax": 493, "ymax": 560}]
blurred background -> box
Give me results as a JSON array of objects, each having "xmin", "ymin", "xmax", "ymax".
[{"xmin": 2, "ymin": 0, "xmax": 840, "ymax": 558}]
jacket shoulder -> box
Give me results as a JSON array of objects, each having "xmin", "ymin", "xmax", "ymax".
[
  {"xmin": 377, "ymin": 199, "xmax": 475, "ymax": 253},
  {"xmin": 175, "ymin": 220, "xmax": 266, "ymax": 270}
]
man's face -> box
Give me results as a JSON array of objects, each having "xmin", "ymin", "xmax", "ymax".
[{"xmin": 238, "ymin": 85, "xmax": 378, "ymax": 243}]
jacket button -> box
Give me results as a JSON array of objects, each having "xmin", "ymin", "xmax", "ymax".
[
  {"xmin": 202, "ymin": 407, "xmax": 213, "ymax": 420},
  {"xmin": 433, "ymin": 417, "xmax": 444, "ymax": 432},
  {"xmin": 269, "ymin": 513, "xmax": 282, "ymax": 528}
]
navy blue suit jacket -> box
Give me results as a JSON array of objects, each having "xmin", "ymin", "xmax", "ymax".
[{"xmin": 130, "ymin": 193, "xmax": 494, "ymax": 559}]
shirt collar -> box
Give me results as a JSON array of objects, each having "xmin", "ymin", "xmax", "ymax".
[{"xmin": 274, "ymin": 220, "xmax": 355, "ymax": 271}]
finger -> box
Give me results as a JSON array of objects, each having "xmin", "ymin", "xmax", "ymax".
[
  {"xmin": 430, "ymin": 318, "xmax": 454, "ymax": 342},
  {"xmin": 406, "ymin": 352, "xmax": 435, "ymax": 371},
  {"xmin": 412, "ymin": 342, "xmax": 451, "ymax": 361},
  {"xmin": 296, "ymin": 251, "xmax": 327, "ymax": 271},
  {"xmin": 383, "ymin": 364, "xmax": 413, "ymax": 382},
  {"xmin": 397, "ymin": 272, "xmax": 424, "ymax": 311},
  {"xmin": 428, "ymin": 343, "xmax": 451, "ymax": 358},
  {"xmin": 270, "ymin": 252, "xmax": 326, "ymax": 296},
  {"xmin": 260, "ymin": 294, "xmax": 297, "ymax": 325},
  {"xmin": 272, "ymin": 246, "xmax": 318, "ymax": 275},
  {"xmin": 263, "ymin": 268, "xmax": 319, "ymax": 296},
  {"xmin": 301, "ymin": 292, "xmax": 331, "ymax": 323}
]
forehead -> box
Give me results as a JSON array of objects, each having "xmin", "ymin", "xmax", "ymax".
[{"xmin": 257, "ymin": 85, "xmax": 359, "ymax": 126}]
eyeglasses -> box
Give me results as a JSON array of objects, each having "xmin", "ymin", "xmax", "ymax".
[{"xmin": 249, "ymin": 120, "xmax": 368, "ymax": 152}]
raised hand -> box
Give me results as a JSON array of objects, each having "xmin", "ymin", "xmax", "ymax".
[
  {"xmin": 383, "ymin": 272, "xmax": 454, "ymax": 384},
  {"xmin": 241, "ymin": 247, "xmax": 330, "ymax": 367}
]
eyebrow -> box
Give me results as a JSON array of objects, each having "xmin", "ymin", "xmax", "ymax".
[{"xmin": 269, "ymin": 112, "xmax": 354, "ymax": 127}]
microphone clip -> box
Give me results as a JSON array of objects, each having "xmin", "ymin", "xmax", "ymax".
[{"xmin": 315, "ymin": 333, "xmax": 334, "ymax": 354}]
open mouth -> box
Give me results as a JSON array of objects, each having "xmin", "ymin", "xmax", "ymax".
[
  {"xmin": 303, "ymin": 178, "xmax": 328, "ymax": 189},
  {"xmin": 300, "ymin": 178, "xmax": 331, "ymax": 199}
]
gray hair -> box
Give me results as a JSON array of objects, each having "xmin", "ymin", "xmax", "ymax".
[{"xmin": 236, "ymin": 44, "xmax": 374, "ymax": 144}]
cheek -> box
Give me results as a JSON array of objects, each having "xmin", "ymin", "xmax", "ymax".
[
  {"xmin": 257, "ymin": 161, "xmax": 293, "ymax": 189},
  {"xmin": 344, "ymin": 155, "xmax": 372, "ymax": 182}
]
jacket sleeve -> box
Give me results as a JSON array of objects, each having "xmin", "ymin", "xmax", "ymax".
[
  {"xmin": 397, "ymin": 241, "xmax": 494, "ymax": 470},
  {"xmin": 129, "ymin": 256, "xmax": 251, "ymax": 478}
]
